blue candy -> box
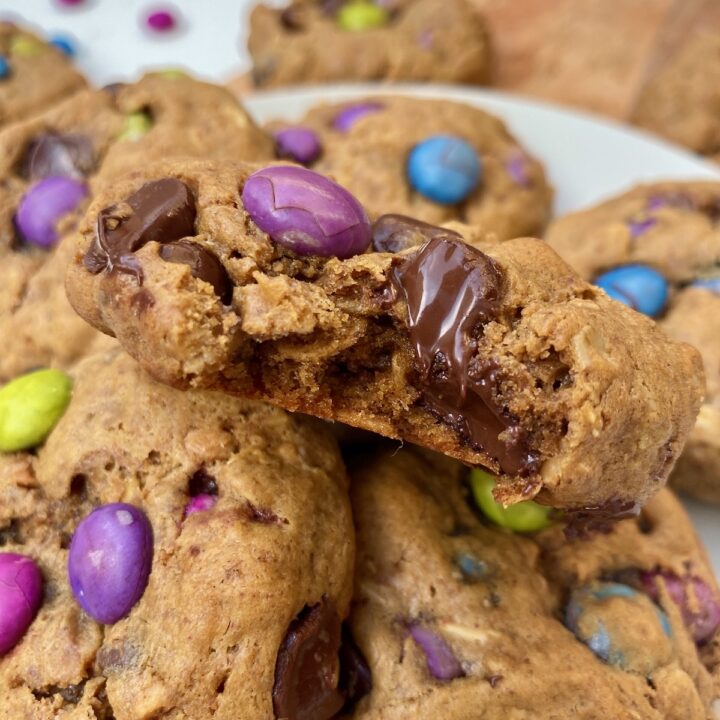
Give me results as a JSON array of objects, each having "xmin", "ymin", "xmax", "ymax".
[
  {"xmin": 595, "ymin": 264, "xmax": 668, "ymax": 317},
  {"xmin": 407, "ymin": 135, "xmax": 481, "ymax": 205},
  {"xmin": 49, "ymin": 35, "xmax": 76, "ymax": 57},
  {"xmin": 692, "ymin": 277, "xmax": 720, "ymax": 294},
  {"xmin": 454, "ymin": 552, "xmax": 489, "ymax": 582},
  {"xmin": 0, "ymin": 56, "xmax": 9, "ymax": 80}
]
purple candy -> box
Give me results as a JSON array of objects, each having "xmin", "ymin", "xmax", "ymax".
[
  {"xmin": 68, "ymin": 503, "xmax": 153, "ymax": 625},
  {"xmin": 274, "ymin": 126, "xmax": 322, "ymax": 165},
  {"xmin": 409, "ymin": 625, "xmax": 464, "ymax": 681},
  {"xmin": 242, "ymin": 165, "xmax": 371, "ymax": 259},
  {"xmin": 332, "ymin": 102, "xmax": 384, "ymax": 132},
  {"xmin": 641, "ymin": 570, "xmax": 720, "ymax": 643},
  {"xmin": 14, "ymin": 177, "xmax": 87, "ymax": 248},
  {"xmin": 184, "ymin": 493, "xmax": 217, "ymax": 517},
  {"xmin": 0, "ymin": 553, "xmax": 42, "ymax": 655},
  {"xmin": 146, "ymin": 9, "xmax": 176, "ymax": 32},
  {"xmin": 505, "ymin": 150, "xmax": 531, "ymax": 187},
  {"xmin": 627, "ymin": 217, "xmax": 657, "ymax": 238}
]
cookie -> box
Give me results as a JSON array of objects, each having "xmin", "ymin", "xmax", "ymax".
[
  {"xmin": 545, "ymin": 182, "xmax": 720, "ymax": 502},
  {"xmin": 65, "ymin": 159, "xmax": 703, "ymax": 513},
  {"xmin": 0, "ymin": 73, "xmax": 274, "ymax": 381},
  {"xmin": 346, "ymin": 447, "xmax": 720, "ymax": 719},
  {"xmin": 633, "ymin": 32, "xmax": 720, "ymax": 159},
  {"xmin": 0, "ymin": 22, "xmax": 86, "ymax": 129},
  {"xmin": 0, "ymin": 349, "xmax": 354, "ymax": 719},
  {"xmin": 273, "ymin": 95, "xmax": 552, "ymax": 239},
  {"xmin": 248, "ymin": 0, "xmax": 491, "ymax": 88}
]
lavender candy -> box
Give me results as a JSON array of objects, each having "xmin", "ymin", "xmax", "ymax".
[
  {"xmin": 274, "ymin": 126, "xmax": 322, "ymax": 165},
  {"xmin": 409, "ymin": 624, "xmax": 465, "ymax": 681},
  {"xmin": 15, "ymin": 176, "xmax": 88, "ymax": 248},
  {"xmin": 332, "ymin": 102, "xmax": 384, "ymax": 132},
  {"xmin": 0, "ymin": 553, "xmax": 43, "ymax": 655},
  {"xmin": 68, "ymin": 503, "xmax": 153, "ymax": 624},
  {"xmin": 242, "ymin": 165, "xmax": 371, "ymax": 259}
]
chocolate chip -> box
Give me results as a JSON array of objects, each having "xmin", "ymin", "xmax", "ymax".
[
  {"xmin": 338, "ymin": 625, "xmax": 372, "ymax": 712},
  {"xmin": 83, "ymin": 178, "xmax": 196, "ymax": 280},
  {"xmin": 273, "ymin": 597, "xmax": 344, "ymax": 720},
  {"xmin": 239, "ymin": 500, "xmax": 287, "ymax": 525},
  {"xmin": 159, "ymin": 240, "xmax": 233, "ymax": 304},
  {"xmin": 392, "ymin": 236, "xmax": 540, "ymax": 477},
  {"xmin": 372, "ymin": 213, "xmax": 461, "ymax": 254},
  {"xmin": 20, "ymin": 132, "xmax": 95, "ymax": 181},
  {"xmin": 188, "ymin": 468, "xmax": 218, "ymax": 497},
  {"xmin": 563, "ymin": 497, "xmax": 640, "ymax": 540}
]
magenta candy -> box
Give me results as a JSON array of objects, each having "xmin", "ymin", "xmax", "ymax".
[
  {"xmin": 146, "ymin": 9, "xmax": 176, "ymax": 32},
  {"xmin": 332, "ymin": 102, "xmax": 384, "ymax": 132},
  {"xmin": 409, "ymin": 625, "xmax": 464, "ymax": 681},
  {"xmin": 242, "ymin": 165, "xmax": 371, "ymax": 258},
  {"xmin": 68, "ymin": 503, "xmax": 153, "ymax": 625},
  {"xmin": 641, "ymin": 570, "xmax": 720, "ymax": 643},
  {"xmin": 0, "ymin": 553, "xmax": 42, "ymax": 655},
  {"xmin": 184, "ymin": 493, "xmax": 217, "ymax": 517},
  {"xmin": 274, "ymin": 126, "xmax": 322, "ymax": 165},
  {"xmin": 14, "ymin": 177, "xmax": 87, "ymax": 248}
]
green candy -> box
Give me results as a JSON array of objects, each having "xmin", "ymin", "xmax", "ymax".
[
  {"xmin": 337, "ymin": 1, "xmax": 389, "ymax": 31},
  {"xmin": 0, "ymin": 369, "xmax": 72, "ymax": 452},
  {"xmin": 119, "ymin": 111, "xmax": 153, "ymax": 141},
  {"xmin": 156, "ymin": 68, "xmax": 187, "ymax": 79},
  {"xmin": 469, "ymin": 469, "xmax": 554, "ymax": 533},
  {"xmin": 10, "ymin": 36, "xmax": 44, "ymax": 57}
]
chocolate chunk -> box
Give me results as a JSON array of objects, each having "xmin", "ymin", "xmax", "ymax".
[
  {"xmin": 273, "ymin": 597, "xmax": 344, "ymax": 720},
  {"xmin": 20, "ymin": 132, "xmax": 95, "ymax": 181},
  {"xmin": 563, "ymin": 497, "xmax": 640, "ymax": 540},
  {"xmin": 338, "ymin": 626, "xmax": 372, "ymax": 712},
  {"xmin": 159, "ymin": 240, "xmax": 233, "ymax": 304},
  {"xmin": 188, "ymin": 468, "xmax": 218, "ymax": 497},
  {"xmin": 83, "ymin": 178, "xmax": 196, "ymax": 280},
  {"xmin": 372, "ymin": 213, "xmax": 461, "ymax": 254},
  {"xmin": 393, "ymin": 236, "xmax": 539, "ymax": 477}
]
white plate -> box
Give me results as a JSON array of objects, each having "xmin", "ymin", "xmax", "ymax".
[{"xmin": 245, "ymin": 84, "xmax": 720, "ymax": 574}]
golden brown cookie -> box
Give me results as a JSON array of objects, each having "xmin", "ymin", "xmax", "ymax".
[
  {"xmin": 0, "ymin": 349, "xmax": 353, "ymax": 719},
  {"xmin": 65, "ymin": 159, "xmax": 703, "ymax": 513}
]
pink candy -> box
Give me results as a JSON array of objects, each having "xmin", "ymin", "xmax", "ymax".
[
  {"xmin": 184, "ymin": 493, "xmax": 217, "ymax": 518},
  {"xmin": 145, "ymin": 8, "xmax": 177, "ymax": 32}
]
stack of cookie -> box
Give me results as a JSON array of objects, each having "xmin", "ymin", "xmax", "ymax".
[{"xmin": 2, "ymin": 19, "xmax": 720, "ymax": 720}]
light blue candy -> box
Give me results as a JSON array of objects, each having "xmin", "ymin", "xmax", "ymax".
[
  {"xmin": 692, "ymin": 277, "xmax": 720, "ymax": 294},
  {"xmin": 407, "ymin": 135, "xmax": 481, "ymax": 205},
  {"xmin": 0, "ymin": 56, "xmax": 9, "ymax": 80},
  {"xmin": 49, "ymin": 35, "xmax": 76, "ymax": 57},
  {"xmin": 454, "ymin": 552, "xmax": 489, "ymax": 582},
  {"xmin": 595, "ymin": 264, "xmax": 668, "ymax": 317}
]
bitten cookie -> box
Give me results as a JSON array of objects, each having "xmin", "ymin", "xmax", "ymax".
[
  {"xmin": 0, "ymin": 73, "xmax": 274, "ymax": 381},
  {"xmin": 248, "ymin": 0, "xmax": 490, "ymax": 88},
  {"xmin": 633, "ymin": 32, "xmax": 720, "ymax": 161},
  {"xmin": 0, "ymin": 349, "xmax": 354, "ymax": 719},
  {"xmin": 0, "ymin": 22, "xmax": 86, "ymax": 129},
  {"xmin": 545, "ymin": 182, "xmax": 720, "ymax": 503},
  {"xmin": 65, "ymin": 159, "xmax": 703, "ymax": 514},
  {"xmin": 346, "ymin": 448, "xmax": 720, "ymax": 719},
  {"xmin": 270, "ymin": 95, "xmax": 552, "ymax": 239}
]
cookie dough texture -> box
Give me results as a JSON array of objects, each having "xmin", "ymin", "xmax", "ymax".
[
  {"xmin": 633, "ymin": 32, "xmax": 720, "ymax": 160},
  {"xmin": 348, "ymin": 448, "xmax": 720, "ymax": 719},
  {"xmin": 0, "ymin": 349, "xmax": 354, "ymax": 719},
  {"xmin": 66, "ymin": 159, "xmax": 703, "ymax": 511},
  {"xmin": 0, "ymin": 22, "xmax": 86, "ymax": 129},
  {"xmin": 0, "ymin": 73, "xmax": 274, "ymax": 381},
  {"xmin": 295, "ymin": 96, "xmax": 552, "ymax": 239},
  {"xmin": 545, "ymin": 182, "xmax": 720, "ymax": 502},
  {"xmin": 248, "ymin": 0, "xmax": 491, "ymax": 88}
]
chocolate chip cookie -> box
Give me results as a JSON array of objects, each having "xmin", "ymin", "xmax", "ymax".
[
  {"xmin": 0, "ymin": 22, "xmax": 86, "ymax": 129},
  {"xmin": 248, "ymin": 0, "xmax": 491, "ymax": 88},
  {"xmin": 65, "ymin": 159, "xmax": 703, "ymax": 513},
  {"xmin": 633, "ymin": 32, "xmax": 720, "ymax": 160},
  {"xmin": 0, "ymin": 73, "xmax": 274, "ymax": 381},
  {"xmin": 274, "ymin": 95, "xmax": 552, "ymax": 239},
  {"xmin": 0, "ymin": 349, "xmax": 353, "ymax": 719},
  {"xmin": 346, "ymin": 447, "xmax": 720, "ymax": 719},
  {"xmin": 545, "ymin": 182, "xmax": 720, "ymax": 503}
]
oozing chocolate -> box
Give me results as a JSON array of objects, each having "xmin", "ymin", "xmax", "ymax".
[
  {"xmin": 372, "ymin": 213, "xmax": 461, "ymax": 254},
  {"xmin": 393, "ymin": 236, "xmax": 539, "ymax": 476},
  {"xmin": 159, "ymin": 240, "xmax": 233, "ymax": 304},
  {"xmin": 272, "ymin": 597, "xmax": 344, "ymax": 720},
  {"xmin": 563, "ymin": 497, "xmax": 640, "ymax": 540},
  {"xmin": 20, "ymin": 132, "xmax": 95, "ymax": 181},
  {"xmin": 84, "ymin": 178, "xmax": 196, "ymax": 279}
]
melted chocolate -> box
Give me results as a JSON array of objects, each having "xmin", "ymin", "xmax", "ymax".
[
  {"xmin": 372, "ymin": 213, "xmax": 461, "ymax": 254},
  {"xmin": 21, "ymin": 132, "xmax": 95, "ymax": 181},
  {"xmin": 273, "ymin": 597, "xmax": 344, "ymax": 720},
  {"xmin": 563, "ymin": 497, "xmax": 640, "ymax": 540},
  {"xmin": 393, "ymin": 236, "xmax": 539, "ymax": 476},
  {"xmin": 83, "ymin": 178, "xmax": 196, "ymax": 280},
  {"xmin": 159, "ymin": 240, "xmax": 233, "ymax": 304}
]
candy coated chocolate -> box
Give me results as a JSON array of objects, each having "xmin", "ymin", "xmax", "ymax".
[
  {"xmin": 0, "ymin": 56, "xmax": 9, "ymax": 79},
  {"xmin": 21, "ymin": 132, "xmax": 94, "ymax": 181},
  {"xmin": 332, "ymin": 102, "xmax": 384, "ymax": 132},
  {"xmin": 275, "ymin": 126, "xmax": 322, "ymax": 165},
  {"xmin": 0, "ymin": 553, "xmax": 43, "ymax": 655},
  {"xmin": 594, "ymin": 264, "xmax": 668, "ymax": 317},
  {"xmin": 337, "ymin": 2, "xmax": 389, "ymax": 31},
  {"xmin": 409, "ymin": 624, "xmax": 464, "ymax": 681}
]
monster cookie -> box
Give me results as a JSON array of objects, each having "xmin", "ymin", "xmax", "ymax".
[
  {"xmin": 545, "ymin": 182, "xmax": 720, "ymax": 503},
  {"xmin": 0, "ymin": 22, "xmax": 86, "ymax": 129},
  {"xmin": 633, "ymin": 32, "xmax": 720, "ymax": 160},
  {"xmin": 0, "ymin": 73, "xmax": 274, "ymax": 380},
  {"xmin": 346, "ymin": 448, "xmax": 720, "ymax": 719},
  {"xmin": 248, "ymin": 0, "xmax": 491, "ymax": 88},
  {"xmin": 65, "ymin": 160, "xmax": 703, "ymax": 512},
  {"xmin": 0, "ymin": 349, "xmax": 354, "ymax": 719},
  {"xmin": 271, "ymin": 96, "xmax": 552, "ymax": 239}
]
